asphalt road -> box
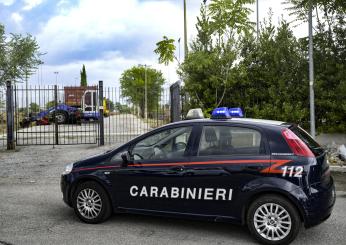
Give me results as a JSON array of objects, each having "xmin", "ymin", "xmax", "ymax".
[{"xmin": 0, "ymin": 174, "xmax": 345, "ymax": 245}]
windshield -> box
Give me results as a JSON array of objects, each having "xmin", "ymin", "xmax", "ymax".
[{"xmin": 291, "ymin": 126, "xmax": 324, "ymax": 155}]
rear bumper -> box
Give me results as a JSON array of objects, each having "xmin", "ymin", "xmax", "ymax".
[{"xmin": 304, "ymin": 177, "xmax": 336, "ymax": 228}]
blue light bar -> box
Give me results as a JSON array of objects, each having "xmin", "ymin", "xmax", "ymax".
[
  {"xmin": 229, "ymin": 107, "xmax": 244, "ymax": 117},
  {"xmin": 211, "ymin": 107, "xmax": 244, "ymax": 119},
  {"xmin": 211, "ymin": 107, "xmax": 231, "ymax": 119}
]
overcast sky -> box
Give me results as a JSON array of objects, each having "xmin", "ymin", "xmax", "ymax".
[{"xmin": 0, "ymin": 0, "xmax": 308, "ymax": 88}]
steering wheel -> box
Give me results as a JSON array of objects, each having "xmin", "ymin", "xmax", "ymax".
[
  {"xmin": 133, "ymin": 153, "xmax": 143, "ymax": 160},
  {"xmin": 175, "ymin": 142, "xmax": 187, "ymax": 151}
]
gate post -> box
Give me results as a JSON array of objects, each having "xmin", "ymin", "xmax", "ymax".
[
  {"xmin": 6, "ymin": 80, "xmax": 15, "ymax": 150},
  {"xmin": 170, "ymin": 81, "xmax": 181, "ymax": 123},
  {"xmin": 98, "ymin": 80, "xmax": 104, "ymax": 146},
  {"xmin": 54, "ymin": 85, "xmax": 59, "ymax": 145}
]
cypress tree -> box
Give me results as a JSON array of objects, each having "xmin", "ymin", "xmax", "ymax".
[{"xmin": 80, "ymin": 64, "xmax": 87, "ymax": 86}]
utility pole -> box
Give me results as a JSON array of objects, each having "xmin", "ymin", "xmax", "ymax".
[
  {"xmin": 184, "ymin": 0, "xmax": 188, "ymax": 59},
  {"xmin": 25, "ymin": 70, "xmax": 29, "ymax": 117},
  {"xmin": 256, "ymin": 0, "xmax": 259, "ymax": 40},
  {"xmin": 144, "ymin": 65, "xmax": 148, "ymax": 120},
  {"xmin": 308, "ymin": 3, "xmax": 316, "ymax": 138}
]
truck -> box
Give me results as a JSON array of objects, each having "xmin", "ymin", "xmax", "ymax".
[{"xmin": 22, "ymin": 86, "xmax": 109, "ymax": 127}]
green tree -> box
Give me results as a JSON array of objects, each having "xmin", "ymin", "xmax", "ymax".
[
  {"xmin": 0, "ymin": 24, "xmax": 43, "ymax": 86},
  {"xmin": 208, "ymin": 0, "xmax": 255, "ymax": 36},
  {"xmin": 120, "ymin": 66, "xmax": 165, "ymax": 118},
  {"xmin": 154, "ymin": 36, "xmax": 177, "ymax": 65},
  {"xmin": 234, "ymin": 18, "xmax": 309, "ymax": 124},
  {"xmin": 46, "ymin": 100, "xmax": 55, "ymax": 109},
  {"xmin": 285, "ymin": 0, "xmax": 346, "ymax": 132},
  {"xmin": 114, "ymin": 102, "xmax": 131, "ymax": 113},
  {"xmin": 178, "ymin": 1, "xmax": 251, "ymax": 113},
  {"xmin": 80, "ymin": 64, "xmax": 87, "ymax": 86},
  {"xmin": 29, "ymin": 102, "xmax": 40, "ymax": 113}
]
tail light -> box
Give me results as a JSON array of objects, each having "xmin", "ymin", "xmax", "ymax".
[{"xmin": 281, "ymin": 128, "xmax": 314, "ymax": 157}]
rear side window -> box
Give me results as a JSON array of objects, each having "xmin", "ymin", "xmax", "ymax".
[
  {"xmin": 291, "ymin": 126, "xmax": 323, "ymax": 155},
  {"xmin": 198, "ymin": 126, "xmax": 265, "ymax": 156}
]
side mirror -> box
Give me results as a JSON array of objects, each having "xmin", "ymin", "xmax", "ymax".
[{"xmin": 121, "ymin": 151, "xmax": 130, "ymax": 167}]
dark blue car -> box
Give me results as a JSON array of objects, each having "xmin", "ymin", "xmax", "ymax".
[{"xmin": 61, "ymin": 108, "xmax": 335, "ymax": 245}]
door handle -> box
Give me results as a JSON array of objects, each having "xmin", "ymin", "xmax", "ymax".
[{"xmin": 170, "ymin": 166, "xmax": 184, "ymax": 172}]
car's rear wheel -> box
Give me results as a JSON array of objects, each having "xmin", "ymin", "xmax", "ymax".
[
  {"xmin": 247, "ymin": 194, "xmax": 301, "ymax": 245},
  {"xmin": 72, "ymin": 181, "xmax": 112, "ymax": 224}
]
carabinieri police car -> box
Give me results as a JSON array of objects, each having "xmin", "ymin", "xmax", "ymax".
[{"xmin": 61, "ymin": 107, "xmax": 335, "ymax": 245}]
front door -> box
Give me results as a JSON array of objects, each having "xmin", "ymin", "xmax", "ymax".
[{"xmin": 110, "ymin": 125, "xmax": 195, "ymax": 213}]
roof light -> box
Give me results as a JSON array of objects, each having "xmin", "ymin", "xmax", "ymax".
[
  {"xmin": 229, "ymin": 107, "xmax": 244, "ymax": 117},
  {"xmin": 186, "ymin": 108, "xmax": 204, "ymax": 120},
  {"xmin": 211, "ymin": 107, "xmax": 231, "ymax": 119}
]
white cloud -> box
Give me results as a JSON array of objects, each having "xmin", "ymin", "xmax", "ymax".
[
  {"xmin": 30, "ymin": 0, "xmax": 308, "ymax": 89},
  {"xmin": 22, "ymin": 0, "xmax": 43, "ymax": 11},
  {"xmin": 32, "ymin": 51, "xmax": 149, "ymax": 87},
  {"xmin": 37, "ymin": 0, "xmax": 186, "ymax": 57},
  {"xmin": 11, "ymin": 12, "xmax": 23, "ymax": 24},
  {"xmin": 33, "ymin": 0, "xmax": 196, "ymax": 86},
  {"xmin": 0, "ymin": 0, "xmax": 15, "ymax": 6}
]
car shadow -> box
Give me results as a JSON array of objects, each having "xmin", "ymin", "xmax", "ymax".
[
  {"xmin": 51, "ymin": 204, "xmax": 256, "ymax": 243},
  {"xmin": 108, "ymin": 212, "xmax": 255, "ymax": 243}
]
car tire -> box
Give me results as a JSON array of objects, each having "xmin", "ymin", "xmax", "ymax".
[
  {"xmin": 246, "ymin": 194, "xmax": 301, "ymax": 245},
  {"xmin": 72, "ymin": 181, "xmax": 112, "ymax": 224}
]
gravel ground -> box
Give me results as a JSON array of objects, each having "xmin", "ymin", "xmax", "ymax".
[
  {"xmin": 0, "ymin": 144, "xmax": 117, "ymax": 180},
  {"xmin": 0, "ymin": 145, "xmax": 346, "ymax": 245}
]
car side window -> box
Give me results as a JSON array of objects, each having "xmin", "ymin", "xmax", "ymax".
[
  {"xmin": 198, "ymin": 126, "xmax": 265, "ymax": 156},
  {"xmin": 131, "ymin": 126, "xmax": 192, "ymax": 161}
]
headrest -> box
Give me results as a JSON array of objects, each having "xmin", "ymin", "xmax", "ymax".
[{"xmin": 205, "ymin": 127, "xmax": 217, "ymax": 142}]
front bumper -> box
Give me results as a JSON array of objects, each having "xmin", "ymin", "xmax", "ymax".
[
  {"xmin": 304, "ymin": 177, "xmax": 336, "ymax": 228},
  {"xmin": 60, "ymin": 174, "xmax": 73, "ymax": 207}
]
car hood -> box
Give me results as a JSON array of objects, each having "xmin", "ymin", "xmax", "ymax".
[{"xmin": 73, "ymin": 151, "xmax": 113, "ymax": 169}]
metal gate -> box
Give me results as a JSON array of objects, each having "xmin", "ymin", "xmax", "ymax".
[
  {"xmin": 14, "ymin": 85, "xmax": 99, "ymax": 145},
  {"xmin": 5, "ymin": 80, "xmax": 173, "ymax": 148}
]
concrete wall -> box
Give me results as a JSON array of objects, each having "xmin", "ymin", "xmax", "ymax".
[{"xmin": 316, "ymin": 133, "xmax": 346, "ymax": 146}]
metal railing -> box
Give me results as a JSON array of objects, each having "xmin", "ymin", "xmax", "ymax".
[
  {"xmin": 102, "ymin": 87, "xmax": 171, "ymax": 144},
  {"xmin": 7, "ymin": 82, "xmax": 171, "ymax": 147},
  {"xmin": 14, "ymin": 85, "xmax": 99, "ymax": 145}
]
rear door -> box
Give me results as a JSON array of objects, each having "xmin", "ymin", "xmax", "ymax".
[{"xmin": 182, "ymin": 123, "xmax": 271, "ymax": 219}]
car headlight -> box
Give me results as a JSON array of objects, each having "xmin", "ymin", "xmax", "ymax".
[{"xmin": 62, "ymin": 163, "xmax": 74, "ymax": 175}]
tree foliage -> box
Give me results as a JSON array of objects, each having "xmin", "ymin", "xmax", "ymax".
[
  {"xmin": 178, "ymin": 1, "xmax": 251, "ymax": 114},
  {"xmin": 234, "ymin": 19, "xmax": 309, "ymax": 124},
  {"xmin": 0, "ymin": 24, "xmax": 43, "ymax": 86},
  {"xmin": 208, "ymin": 0, "xmax": 255, "ymax": 36},
  {"xmin": 120, "ymin": 66, "xmax": 165, "ymax": 118},
  {"xmin": 154, "ymin": 36, "xmax": 177, "ymax": 65},
  {"xmin": 80, "ymin": 64, "xmax": 87, "ymax": 86},
  {"xmin": 29, "ymin": 102, "xmax": 40, "ymax": 113},
  {"xmin": 178, "ymin": 0, "xmax": 345, "ymax": 133}
]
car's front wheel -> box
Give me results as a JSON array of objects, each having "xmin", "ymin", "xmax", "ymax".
[
  {"xmin": 247, "ymin": 194, "xmax": 301, "ymax": 245},
  {"xmin": 72, "ymin": 181, "xmax": 112, "ymax": 224}
]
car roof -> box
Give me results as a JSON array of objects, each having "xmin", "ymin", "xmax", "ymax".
[{"xmin": 166, "ymin": 118, "xmax": 288, "ymax": 127}]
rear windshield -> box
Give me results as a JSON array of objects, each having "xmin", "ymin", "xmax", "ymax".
[{"xmin": 291, "ymin": 126, "xmax": 324, "ymax": 155}]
